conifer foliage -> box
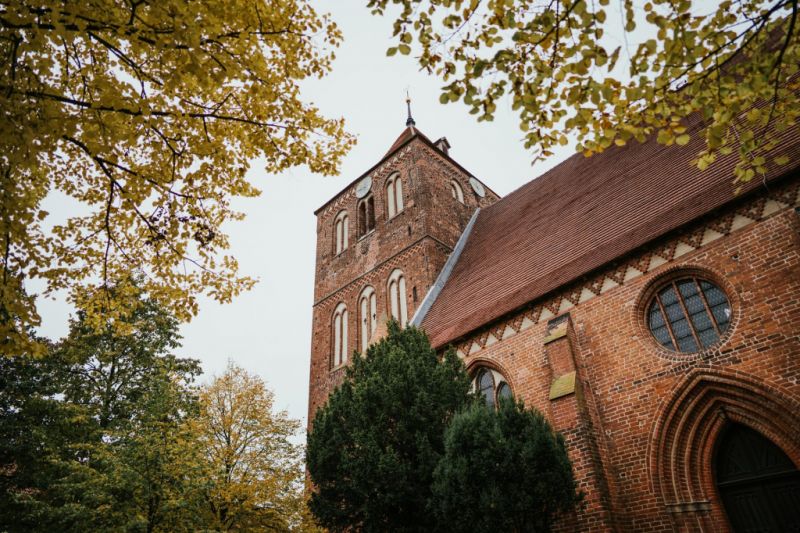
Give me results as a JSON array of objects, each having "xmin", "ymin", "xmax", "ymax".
[
  {"xmin": 432, "ymin": 398, "xmax": 581, "ymax": 533},
  {"xmin": 306, "ymin": 322, "xmax": 473, "ymax": 532},
  {"xmin": 307, "ymin": 322, "xmax": 580, "ymax": 532}
]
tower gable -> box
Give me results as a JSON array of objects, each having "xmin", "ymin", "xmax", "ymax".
[{"xmin": 308, "ymin": 123, "xmax": 498, "ymax": 425}]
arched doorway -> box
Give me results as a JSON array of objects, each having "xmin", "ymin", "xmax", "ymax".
[{"xmin": 715, "ymin": 424, "xmax": 800, "ymax": 531}]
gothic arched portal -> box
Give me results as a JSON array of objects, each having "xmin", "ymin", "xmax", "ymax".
[
  {"xmin": 715, "ymin": 423, "xmax": 800, "ymax": 531},
  {"xmin": 648, "ymin": 368, "xmax": 800, "ymax": 531}
]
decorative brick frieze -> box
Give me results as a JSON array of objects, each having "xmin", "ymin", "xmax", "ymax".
[
  {"xmin": 308, "ymin": 133, "xmax": 500, "ymax": 426},
  {"xmin": 450, "ymin": 176, "xmax": 800, "ymax": 359},
  {"xmin": 453, "ymin": 174, "xmax": 800, "ymax": 531}
]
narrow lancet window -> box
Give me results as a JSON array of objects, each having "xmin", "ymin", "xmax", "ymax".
[
  {"xmin": 387, "ymin": 269, "xmax": 408, "ymax": 327},
  {"xmin": 332, "ymin": 303, "xmax": 348, "ymax": 367},
  {"xmin": 359, "ymin": 286, "xmax": 378, "ymax": 351}
]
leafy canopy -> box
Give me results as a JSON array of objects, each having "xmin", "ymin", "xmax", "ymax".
[
  {"xmin": 0, "ymin": 298, "xmax": 203, "ymax": 532},
  {"xmin": 432, "ymin": 398, "xmax": 580, "ymax": 533},
  {"xmin": 0, "ymin": 298, "xmax": 312, "ymax": 532},
  {"xmin": 306, "ymin": 322, "xmax": 473, "ymax": 533},
  {"xmin": 191, "ymin": 361, "xmax": 308, "ymax": 532},
  {"xmin": 370, "ymin": 0, "xmax": 798, "ymax": 180},
  {"xmin": 0, "ymin": 0, "xmax": 355, "ymax": 355}
]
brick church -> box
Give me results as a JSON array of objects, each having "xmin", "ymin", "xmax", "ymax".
[{"xmin": 307, "ymin": 103, "xmax": 800, "ymax": 531}]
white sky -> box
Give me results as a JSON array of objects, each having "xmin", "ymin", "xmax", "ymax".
[{"xmin": 33, "ymin": 1, "xmax": 635, "ymax": 426}]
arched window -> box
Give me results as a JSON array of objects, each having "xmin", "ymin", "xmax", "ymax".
[
  {"xmin": 357, "ymin": 194, "xmax": 375, "ymax": 237},
  {"xmin": 476, "ymin": 369, "xmax": 495, "ymax": 409},
  {"xmin": 333, "ymin": 210, "xmax": 349, "ymax": 255},
  {"xmin": 332, "ymin": 302, "xmax": 348, "ymax": 368},
  {"xmin": 387, "ymin": 268, "xmax": 408, "ymax": 327},
  {"xmin": 386, "ymin": 173, "xmax": 404, "ymax": 218},
  {"xmin": 359, "ymin": 286, "xmax": 378, "ymax": 352},
  {"xmin": 450, "ymin": 180, "xmax": 464, "ymax": 204},
  {"xmin": 473, "ymin": 367, "xmax": 513, "ymax": 409}
]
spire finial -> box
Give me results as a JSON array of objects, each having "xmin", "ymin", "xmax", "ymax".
[{"xmin": 405, "ymin": 89, "xmax": 416, "ymax": 127}]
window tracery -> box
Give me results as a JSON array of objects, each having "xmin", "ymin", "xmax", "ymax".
[
  {"xmin": 646, "ymin": 274, "xmax": 732, "ymax": 353},
  {"xmin": 473, "ymin": 368, "xmax": 513, "ymax": 408}
]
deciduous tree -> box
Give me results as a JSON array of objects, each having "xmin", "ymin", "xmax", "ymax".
[
  {"xmin": 55, "ymin": 291, "xmax": 200, "ymax": 429},
  {"xmin": 0, "ymin": 297, "xmax": 202, "ymax": 532},
  {"xmin": 0, "ymin": 0, "xmax": 356, "ymax": 355},
  {"xmin": 192, "ymin": 361, "xmax": 306, "ymax": 531},
  {"xmin": 370, "ymin": 0, "xmax": 798, "ymax": 181}
]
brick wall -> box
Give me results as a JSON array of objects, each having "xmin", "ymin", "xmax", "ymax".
[
  {"xmin": 309, "ymin": 126, "xmax": 800, "ymax": 531},
  {"xmin": 308, "ymin": 135, "xmax": 498, "ymax": 425},
  {"xmin": 454, "ymin": 179, "xmax": 800, "ymax": 531}
]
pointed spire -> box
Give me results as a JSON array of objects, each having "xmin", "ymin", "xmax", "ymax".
[{"xmin": 405, "ymin": 90, "xmax": 416, "ymax": 127}]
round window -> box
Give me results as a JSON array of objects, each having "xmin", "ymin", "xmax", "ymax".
[{"xmin": 647, "ymin": 276, "xmax": 732, "ymax": 353}]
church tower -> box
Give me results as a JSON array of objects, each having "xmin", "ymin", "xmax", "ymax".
[{"xmin": 307, "ymin": 104, "xmax": 499, "ymax": 422}]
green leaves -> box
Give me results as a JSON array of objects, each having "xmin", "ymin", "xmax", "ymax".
[
  {"xmin": 0, "ymin": 299, "xmax": 203, "ymax": 532},
  {"xmin": 308, "ymin": 319, "xmax": 581, "ymax": 533},
  {"xmin": 0, "ymin": 298, "xmax": 308, "ymax": 532},
  {"xmin": 307, "ymin": 322, "xmax": 472, "ymax": 532},
  {"xmin": 370, "ymin": 0, "xmax": 800, "ymax": 180},
  {"xmin": 432, "ymin": 399, "xmax": 580, "ymax": 533}
]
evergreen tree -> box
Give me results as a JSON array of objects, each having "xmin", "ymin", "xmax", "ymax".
[
  {"xmin": 306, "ymin": 322, "xmax": 472, "ymax": 532},
  {"xmin": 432, "ymin": 398, "xmax": 581, "ymax": 533}
]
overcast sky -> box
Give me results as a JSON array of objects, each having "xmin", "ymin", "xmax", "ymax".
[{"xmin": 35, "ymin": 2, "xmax": 599, "ymax": 426}]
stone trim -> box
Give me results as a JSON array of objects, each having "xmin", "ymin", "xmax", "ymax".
[{"xmin": 549, "ymin": 371, "xmax": 577, "ymax": 400}]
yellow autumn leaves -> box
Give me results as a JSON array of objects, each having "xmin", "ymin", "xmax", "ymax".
[
  {"xmin": 0, "ymin": 0, "xmax": 355, "ymax": 355},
  {"xmin": 191, "ymin": 362, "xmax": 314, "ymax": 531}
]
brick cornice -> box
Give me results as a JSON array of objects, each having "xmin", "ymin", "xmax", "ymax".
[
  {"xmin": 443, "ymin": 175, "xmax": 800, "ymax": 357},
  {"xmin": 312, "ymin": 234, "xmax": 453, "ymax": 308}
]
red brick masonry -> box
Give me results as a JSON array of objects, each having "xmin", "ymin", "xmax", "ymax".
[{"xmin": 309, "ymin": 121, "xmax": 800, "ymax": 531}]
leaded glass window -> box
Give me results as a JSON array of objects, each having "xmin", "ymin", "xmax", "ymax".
[
  {"xmin": 647, "ymin": 276, "xmax": 731, "ymax": 353},
  {"xmin": 497, "ymin": 382, "xmax": 512, "ymax": 401},
  {"xmin": 473, "ymin": 368, "xmax": 513, "ymax": 408},
  {"xmin": 477, "ymin": 370, "xmax": 494, "ymax": 409}
]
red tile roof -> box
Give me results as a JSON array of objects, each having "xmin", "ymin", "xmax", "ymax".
[
  {"xmin": 384, "ymin": 126, "xmax": 431, "ymax": 157},
  {"xmin": 421, "ymin": 115, "xmax": 800, "ymax": 348}
]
